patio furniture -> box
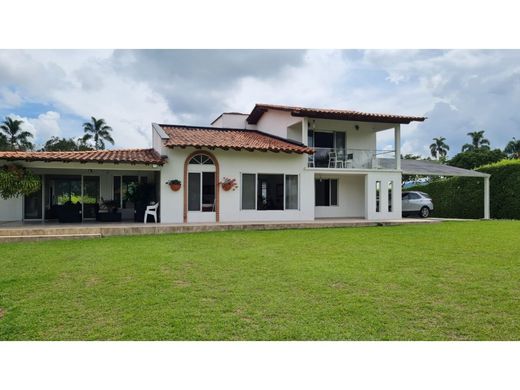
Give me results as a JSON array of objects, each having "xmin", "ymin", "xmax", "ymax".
[
  {"xmin": 328, "ymin": 151, "xmax": 344, "ymax": 168},
  {"xmin": 57, "ymin": 201, "xmax": 82, "ymax": 223},
  {"xmin": 96, "ymin": 210, "xmax": 122, "ymax": 222},
  {"xmin": 308, "ymin": 154, "xmax": 315, "ymax": 167},
  {"xmin": 143, "ymin": 202, "xmax": 159, "ymax": 223}
]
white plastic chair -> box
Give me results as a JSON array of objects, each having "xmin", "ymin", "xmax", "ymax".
[
  {"xmin": 144, "ymin": 202, "xmax": 159, "ymax": 223},
  {"xmin": 328, "ymin": 151, "xmax": 344, "ymax": 168}
]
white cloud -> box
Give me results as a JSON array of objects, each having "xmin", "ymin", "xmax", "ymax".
[
  {"xmin": 2, "ymin": 49, "xmax": 520, "ymax": 155},
  {"xmin": 7, "ymin": 111, "xmax": 61, "ymax": 146},
  {"xmin": 0, "ymin": 87, "xmax": 23, "ymax": 107}
]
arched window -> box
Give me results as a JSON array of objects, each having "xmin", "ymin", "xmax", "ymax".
[
  {"xmin": 187, "ymin": 153, "xmax": 216, "ymax": 213},
  {"xmin": 189, "ymin": 154, "xmax": 214, "ymax": 165}
]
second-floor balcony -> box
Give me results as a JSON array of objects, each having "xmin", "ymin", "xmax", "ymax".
[{"xmin": 308, "ymin": 147, "xmax": 397, "ymax": 170}]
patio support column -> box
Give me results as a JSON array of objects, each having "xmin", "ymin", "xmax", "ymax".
[
  {"xmin": 394, "ymin": 124, "xmax": 401, "ymax": 170},
  {"xmin": 484, "ymin": 176, "xmax": 490, "ymax": 219},
  {"xmin": 302, "ymin": 117, "xmax": 308, "ymax": 145}
]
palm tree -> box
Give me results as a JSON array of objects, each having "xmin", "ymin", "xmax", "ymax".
[
  {"xmin": 462, "ymin": 130, "xmax": 490, "ymax": 152},
  {"xmin": 429, "ymin": 137, "xmax": 450, "ymax": 160},
  {"xmin": 82, "ymin": 117, "xmax": 114, "ymax": 150},
  {"xmin": 505, "ymin": 137, "xmax": 520, "ymax": 159},
  {"xmin": 0, "ymin": 117, "xmax": 34, "ymax": 150}
]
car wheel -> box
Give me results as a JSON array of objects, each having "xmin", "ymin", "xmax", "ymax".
[{"xmin": 419, "ymin": 206, "xmax": 430, "ymax": 218}]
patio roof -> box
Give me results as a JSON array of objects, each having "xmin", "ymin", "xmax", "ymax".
[
  {"xmin": 380, "ymin": 159, "xmax": 490, "ymax": 177},
  {"xmin": 0, "ymin": 148, "xmax": 166, "ymax": 165}
]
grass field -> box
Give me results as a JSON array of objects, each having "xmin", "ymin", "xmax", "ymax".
[{"xmin": 1, "ymin": 221, "xmax": 519, "ymax": 340}]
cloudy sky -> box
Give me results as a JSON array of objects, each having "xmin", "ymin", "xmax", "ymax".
[{"xmin": 1, "ymin": 49, "xmax": 519, "ymax": 156}]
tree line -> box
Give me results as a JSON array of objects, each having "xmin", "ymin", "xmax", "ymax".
[
  {"xmin": 0, "ymin": 116, "xmax": 114, "ymax": 152},
  {"xmin": 404, "ymin": 131, "xmax": 520, "ymax": 170}
]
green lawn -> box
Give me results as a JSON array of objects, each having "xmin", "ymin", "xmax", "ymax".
[{"xmin": 1, "ymin": 221, "xmax": 519, "ymax": 340}]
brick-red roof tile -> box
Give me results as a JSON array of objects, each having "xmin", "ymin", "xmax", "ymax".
[
  {"xmin": 160, "ymin": 124, "xmax": 314, "ymax": 154},
  {"xmin": 247, "ymin": 103, "xmax": 427, "ymax": 124},
  {"xmin": 0, "ymin": 148, "xmax": 165, "ymax": 165}
]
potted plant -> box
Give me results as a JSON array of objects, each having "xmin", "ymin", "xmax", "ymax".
[
  {"xmin": 166, "ymin": 179, "xmax": 182, "ymax": 192},
  {"xmin": 220, "ymin": 177, "xmax": 238, "ymax": 191}
]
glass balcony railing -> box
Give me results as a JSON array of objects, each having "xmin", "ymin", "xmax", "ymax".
[{"xmin": 308, "ymin": 147, "xmax": 397, "ymax": 169}]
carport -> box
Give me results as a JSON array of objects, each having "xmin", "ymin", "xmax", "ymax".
[{"xmin": 381, "ymin": 159, "xmax": 491, "ymax": 219}]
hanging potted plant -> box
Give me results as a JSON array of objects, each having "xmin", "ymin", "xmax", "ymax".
[
  {"xmin": 166, "ymin": 179, "xmax": 182, "ymax": 192},
  {"xmin": 220, "ymin": 177, "xmax": 238, "ymax": 191},
  {"xmin": 0, "ymin": 164, "xmax": 41, "ymax": 199}
]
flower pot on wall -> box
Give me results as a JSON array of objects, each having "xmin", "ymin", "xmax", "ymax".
[
  {"xmin": 222, "ymin": 182, "xmax": 233, "ymax": 191},
  {"xmin": 170, "ymin": 183, "xmax": 181, "ymax": 192}
]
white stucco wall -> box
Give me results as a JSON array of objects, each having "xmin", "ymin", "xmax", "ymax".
[
  {"xmin": 255, "ymin": 110, "xmax": 302, "ymax": 139},
  {"xmin": 211, "ymin": 113, "xmax": 254, "ymax": 129},
  {"xmin": 314, "ymin": 174, "xmax": 366, "ymax": 218},
  {"xmin": 0, "ymin": 196, "xmax": 23, "ymax": 222},
  {"xmin": 364, "ymin": 171, "xmax": 402, "ymax": 220},
  {"xmin": 159, "ymin": 147, "xmax": 315, "ymax": 223}
]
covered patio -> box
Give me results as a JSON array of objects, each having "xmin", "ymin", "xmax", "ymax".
[
  {"xmin": 384, "ymin": 159, "xmax": 491, "ymax": 219},
  {"xmin": 0, "ymin": 148, "xmax": 165, "ymax": 224}
]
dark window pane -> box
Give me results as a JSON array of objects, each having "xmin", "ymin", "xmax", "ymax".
[
  {"xmin": 113, "ymin": 176, "xmax": 121, "ymax": 206},
  {"xmin": 201, "ymin": 172, "xmax": 215, "ymax": 212},
  {"xmin": 188, "ymin": 172, "xmax": 201, "ymax": 211},
  {"xmin": 330, "ymin": 179, "xmax": 338, "ymax": 206},
  {"xmin": 308, "ymin": 130, "xmax": 314, "ymax": 147},
  {"xmin": 242, "ymin": 174, "xmax": 256, "ymax": 210},
  {"xmin": 335, "ymin": 132, "xmax": 346, "ymax": 150},
  {"xmin": 82, "ymin": 176, "xmax": 100, "ymax": 219},
  {"xmin": 24, "ymin": 176, "xmax": 42, "ymax": 219},
  {"xmin": 257, "ymin": 174, "xmax": 284, "ymax": 210},
  {"xmin": 122, "ymin": 176, "xmax": 139, "ymax": 209},
  {"xmin": 285, "ymin": 175, "xmax": 298, "ymax": 209},
  {"xmin": 376, "ymin": 181, "xmax": 381, "ymax": 212},
  {"xmin": 315, "ymin": 179, "xmax": 330, "ymax": 206},
  {"xmin": 314, "ymin": 132, "xmax": 334, "ymax": 148}
]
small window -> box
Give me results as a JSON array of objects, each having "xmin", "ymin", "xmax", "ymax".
[
  {"xmin": 376, "ymin": 181, "xmax": 381, "ymax": 212},
  {"xmin": 388, "ymin": 181, "xmax": 393, "ymax": 212},
  {"xmin": 285, "ymin": 175, "xmax": 299, "ymax": 210},
  {"xmin": 241, "ymin": 174, "xmax": 256, "ymax": 210},
  {"xmin": 315, "ymin": 179, "xmax": 338, "ymax": 206},
  {"xmin": 409, "ymin": 192, "xmax": 421, "ymax": 200}
]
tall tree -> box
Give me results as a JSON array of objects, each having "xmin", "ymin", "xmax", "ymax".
[
  {"xmin": 41, "ymin": 136, "xmax": 94, "ymax": 151},
  {"xmin": 462, "ymin": 130, "xmax": 490, "ymax": 152},
  {"xmin": 82, "ymin": 117, "xmax": 114, "ymax": 150},
  {"xmin": 504, "ymin": 137, "xmax": 520, "ymax": 159},
  {"xmin": 0, "ymin": 132, "xmax": 8, "ymax": 150},
  {"xmin": 0, "ymin": 117, "xmax": 34, "ymax": 150},
  {"xmin": 429, "ymin": 137, "xmax": 450, "ymax": 160}
]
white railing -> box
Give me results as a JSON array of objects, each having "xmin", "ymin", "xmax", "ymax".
[{"xmin": 308, "ymin": 147, "xmax": 397, "ymax": 169}]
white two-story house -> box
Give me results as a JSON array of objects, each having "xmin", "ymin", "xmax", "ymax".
[{"xmin": 0, "ymin": 103, "xmax": 426, "ymax": 224}]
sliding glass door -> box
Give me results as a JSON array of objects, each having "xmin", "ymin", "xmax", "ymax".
[
  {"xmin": 24, "ymin": 175, "xmax": 43, "ymax": 220},
  {"xmin": 82, "ymin": 176, "xmax": 100, "ymax": 219}
]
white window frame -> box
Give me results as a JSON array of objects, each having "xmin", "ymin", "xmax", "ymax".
[
  {"xmin": 240, "ymin": 173, "xmax": 300, "ymax": 211},
  {"xmin": 315, "ymin": 178, "xmax": 338, "ymax": 207},
  {"xmin": 187, "ymin": 171, "xmax": 216, "ymax": 213}
]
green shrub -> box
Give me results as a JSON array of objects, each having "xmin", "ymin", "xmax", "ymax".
[{"xmin": 409, "ymin": 159, "xmax": 520, "ymax": 219}]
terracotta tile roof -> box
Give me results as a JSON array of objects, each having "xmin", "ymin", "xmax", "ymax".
[
  {"xmin": 159, "ymin": 124, "xmax": 314, "ymax": 154},
  {"xmin": 0, "ymin": 148, "xmax": 165, "ymax": 165},
  {"xmin": 247, "ymin": 103, "xmax": 427, "ymax": 125}
]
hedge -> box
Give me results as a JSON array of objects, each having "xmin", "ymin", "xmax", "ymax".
[{"xmin": 408, "ymin": 159, "xmax": 520, "ymax": 219}]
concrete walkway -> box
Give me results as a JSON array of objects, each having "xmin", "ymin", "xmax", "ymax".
[{"xmin": 0, "ymin": 217, "xmax": 444, "ymax": 243}]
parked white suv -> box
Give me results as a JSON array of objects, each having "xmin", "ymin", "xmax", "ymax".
[{"xmin": 402, "ymin": 191, "xmax": 434, "ymax": 218}]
